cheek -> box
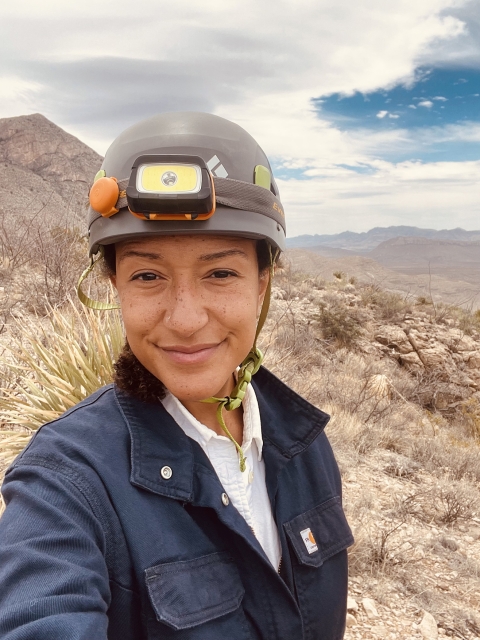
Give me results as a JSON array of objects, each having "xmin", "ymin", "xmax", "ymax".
[{"xmin": 119, "ymin": 294, "xmax": 161, "ymax": 336}]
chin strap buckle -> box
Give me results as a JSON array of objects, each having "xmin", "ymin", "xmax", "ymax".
[{"xmin": 224, "ymin": 347, "xmax": 263, "ymax": 411}]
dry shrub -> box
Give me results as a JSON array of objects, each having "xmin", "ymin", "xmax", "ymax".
[
  {"xmin": 434, "ymin": 482, "xmax": 479, "ymax": 525},
  {"xmin": 460, "ymin": 396, "xmax": 480, "ymax": 440},
  {"xmin": 317, "ymin": 303, "xmax": 362, "ymax": 348},
  {"xmin": 0, "ymin": 209, "xmax": 89, "ymax": 322},
  {"xmin": 348, "ymin": 515, "xmax": 409, "ymax": 576},
  {"xmin": 0, "ymin": 300, "xmax": 124, "ymax": 487},
  {"xmin": 407, "ymin": 433, "xmax": 480, "ymax": 482},
  {"xmin": 359, "ymin": 285, "xmax": 411, "ymax": 321}
]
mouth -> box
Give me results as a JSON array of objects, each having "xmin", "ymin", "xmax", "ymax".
[{"xmin": 159, "ymin": 342, "xmax": 223, "ymax": 365}]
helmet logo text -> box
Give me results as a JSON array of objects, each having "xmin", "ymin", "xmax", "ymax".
[{"xmin": 273, "ymin": 202, "xmax": 284, "ymax": 218}]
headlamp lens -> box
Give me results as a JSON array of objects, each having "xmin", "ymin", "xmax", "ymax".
[{"xmin": 137, "ymin": 164, "xmax": 201, "ymax": 194}]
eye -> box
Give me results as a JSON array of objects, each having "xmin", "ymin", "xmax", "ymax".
[
  {"xmin": 210, "ymin": 269, "xmax": 236, "ymax": 279},
  {"xmin": 132, "ymin": 272, "xmax": 158, "ymax": 282}
]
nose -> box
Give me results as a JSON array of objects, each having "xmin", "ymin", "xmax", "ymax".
[{"xmin": 162, "ymin": 280, "xmax": 209, "ymax": 337}]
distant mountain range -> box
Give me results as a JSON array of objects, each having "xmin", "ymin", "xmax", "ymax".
[
  {"xmin": 287, "ymin": 227, "xmax": 480, "ymax": 252},
  {"xmin": 288, "ymin": 229, "xmax": 480, "ymax": 307}
]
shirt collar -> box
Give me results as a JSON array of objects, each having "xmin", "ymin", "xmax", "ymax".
[{"xmin": 161, "ymin": 381, "xmax": 264, "ymax": 461}]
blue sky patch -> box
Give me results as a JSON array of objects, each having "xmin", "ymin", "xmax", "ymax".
[
  {"xmin": 314, "ymin": 67, "xmax": 480, "ymax": 163},
  {"xmin": 270, "ymin": 163, "xmax": 315, "ymax": 181},
  {"xmin": 316, "ymin": 68, "xmax": 480, "ymax": 128}
]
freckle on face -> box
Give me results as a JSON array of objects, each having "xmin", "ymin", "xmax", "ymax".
[{"xmin": 113, "ymin": 235, "xmax": 268, "ymax": 403}]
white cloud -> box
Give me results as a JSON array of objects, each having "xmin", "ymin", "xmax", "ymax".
[
  {"xmin": 0, "ymin": 0, "xmax": 477, "ymax": 234},
  {"xmin": 433, "ymin": 95, "xmax": 448, "ymax": 100},
  {"xmin": 280, "ymin": 159, "xmax": 480, "ymax": 236},
  {"xmin": 388, "ymin": 114, "xmax": 400, "ymax": 118},
  {"xmin": 418, "ymin": 100, "xmax": 434, "ymax": 107},
  {"xmin": 0, "ymin": 76, "xmax": 42, "ymax": 118}
]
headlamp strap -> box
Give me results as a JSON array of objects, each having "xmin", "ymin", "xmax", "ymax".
[
  {"xmin": 201, "ymin": 247, "xmax": 278, "ymax": 471},
  {"xmin": 76, "ymin": 247, "xmax": 120, "ymax": 310}
]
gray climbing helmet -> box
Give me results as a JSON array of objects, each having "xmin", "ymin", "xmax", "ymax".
[{"xmin": 87, "ymin": 112, "xmax": 286, "ymax": 255}]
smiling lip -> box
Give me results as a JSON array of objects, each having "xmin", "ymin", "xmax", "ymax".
[{"xmin": 160, "ymin": 343, "xmax": 222, "ymax": 365}]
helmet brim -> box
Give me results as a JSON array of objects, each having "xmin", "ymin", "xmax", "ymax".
[{"xmin": 88, "ymin": 205, "xmax": 286, "ymax": 254}]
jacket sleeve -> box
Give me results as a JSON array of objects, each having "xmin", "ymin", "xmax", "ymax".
[{"xmin": 0, "ymin": 460, "xmax": 110, "ymax": 640}]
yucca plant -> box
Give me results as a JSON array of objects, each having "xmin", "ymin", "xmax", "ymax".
[{"xmin": 0, "ymin": 300, "xmax": 124, "ymax": 490}]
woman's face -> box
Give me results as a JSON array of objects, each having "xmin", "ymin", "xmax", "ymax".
[{"xmin": 112, "ymin": 235, "xmax": 269, "ymax": 403}]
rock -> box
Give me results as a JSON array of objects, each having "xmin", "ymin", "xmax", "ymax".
[
  {"xmin": 375, "ymin": 326, "xmax": 412, "ymax": 353},
  {"xmin": 420, "ymin": 345, "xmax": 454, "ymax": 369},
  {"xmin": 439, "ymin": 536, "xmax": 458, "ymax": 551},
  {"xmin": 398, "ymin": 351, "xmax": 423, "ymax": 369},
  {"xmin": 452, "ymin": 335, "xmax": 477, "ymax": 352},
  {"xmin": 347, "ymin": 596, "xmax": 358, "ymax": 612},
  {"xmin": 370, "ymin": 624, "xmax": 387, "ymax": 636},
  {"xmin": 345, "ymin": 613, "xmax": 357, "ymax": 627},
  {"xmin": 419, "ymin": 610, "xmax": 438, "ymax": 639},
  {"xmin": 465, "ymin": 352, "xmax": 480, "ymax": 368},
  {"xmin": 361, "ymin": 597, "xmax": 379, "ymax": 619}
]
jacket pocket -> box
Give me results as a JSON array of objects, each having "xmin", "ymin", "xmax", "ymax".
[
  {"xmin": 145, "ymin": 551, "xmax": 245, "ymax": 631},
  {"xmin": 283, "ymin": 496, "xmax": 354, "ymax": 568}
]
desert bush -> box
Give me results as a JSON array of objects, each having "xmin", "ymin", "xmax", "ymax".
[
  {"xmin": 0, "ymin": 207, "xmax": 89, "ymax": 321},
  {"xmin": 317, "ymin": 303, "xmax": 362, "ymax": 348},
  {"xmin": 434, "ymin": 482, "xmax": 478, "ymax": 525},
  {"xmin": 0, "ymin": 301, "xmax": 124, "ymax": 478},
  {"xmin": 459, "ymin": 397, "xmax": 480, "ymax": 440},
  {"xmin": 408, "ymin": 434, "xmax": 480, "ymax": 482},
  {"xmin": 359, "ymin": 285, "xmax": 411, "ymax": 321},
  {"xmin": 348, "ymin": 514, "xmax": 409, "ymax": 576}
]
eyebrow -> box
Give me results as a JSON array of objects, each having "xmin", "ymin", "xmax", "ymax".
[
  {"xmin": 117, "ymin": 248, "xmax": 248, "ymax": 264},
  {"xmin": 198, "ymin": 249, "xmax": 248, "ymax": 261},
  {"xmin": 117, "ymin": 250, "xmax": 164, "ymax": 264}
]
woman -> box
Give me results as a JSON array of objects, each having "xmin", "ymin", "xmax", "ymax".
[{"xmin": 0, "ymin": 112, "xmax": 353, "ymax": 639}]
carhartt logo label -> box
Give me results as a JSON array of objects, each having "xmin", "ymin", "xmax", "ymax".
[
  {"xmin": 300, "ymin": 527, "xmax": 318, "ymax": 554},
  {"xmin": 207, "ymin": 155, "xmax": 229, "ymax": 178}
]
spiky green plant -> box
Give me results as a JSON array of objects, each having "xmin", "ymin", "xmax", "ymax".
[{"xmin": 0, "ymin": 301, "xmax": 124, "ymax": 481}]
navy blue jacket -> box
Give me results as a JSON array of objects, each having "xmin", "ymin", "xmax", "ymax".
[{"xmin": 0, "ymin": 367, "xmax": 353, "ymax": 639}]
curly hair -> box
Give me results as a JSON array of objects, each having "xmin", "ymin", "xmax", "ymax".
[{"xmin": 114, "ymin": 342, "xmax": 166, "ymax": 403}]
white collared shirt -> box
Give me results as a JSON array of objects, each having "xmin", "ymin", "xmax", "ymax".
[{"xmin": 161, "ymin": 384, "xmax": 282, "ymax": 569}]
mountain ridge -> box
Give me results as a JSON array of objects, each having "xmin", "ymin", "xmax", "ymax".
[
  {"xmin": 287, "ymin": 226, "xmax": 480, "ymax": 252},
  {"xmin": 0, "ymin": 113, "xmax": 102, "ymax": 223}
]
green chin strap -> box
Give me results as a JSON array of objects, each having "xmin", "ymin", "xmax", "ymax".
[
  {"xmin": 202, "ymin": 247, "xmax": 277, "ymax": 472},
  {"xmin": 76, "ymin": 247, "xmax": 120, "ymax": 311}
]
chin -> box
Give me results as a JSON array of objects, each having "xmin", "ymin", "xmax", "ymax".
[{"xmin": 162, "ymin": 374, "xmax": 232, "ymax": 404}]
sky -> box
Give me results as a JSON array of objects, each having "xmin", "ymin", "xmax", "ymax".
[{"xmin": 0, "ymin": 0, "xmax": 479, "ymax": 237}]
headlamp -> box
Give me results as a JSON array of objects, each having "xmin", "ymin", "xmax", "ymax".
[{"xmin": 126, "ymin": 155, "xmax": 215, "ymax": 220}]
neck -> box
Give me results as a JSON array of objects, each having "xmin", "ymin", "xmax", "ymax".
[{"xmin": 180, "ymin": 376, "xmax": 244, "ymax": 444}]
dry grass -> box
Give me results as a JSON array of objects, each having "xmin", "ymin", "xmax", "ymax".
[{"xmin": 0, "ymin": 300, "xmax": 123, "ymax": 485}]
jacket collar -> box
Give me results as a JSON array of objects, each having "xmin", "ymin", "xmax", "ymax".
[{"xmin": 114, "ymin": 366, "xmax": 330, "ymax": 502}]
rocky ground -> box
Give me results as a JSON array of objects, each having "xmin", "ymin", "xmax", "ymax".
[{"xmin": 263, "ymin": 266, "xmax": 480, "ymax": 639}]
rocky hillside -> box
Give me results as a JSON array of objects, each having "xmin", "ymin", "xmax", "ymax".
[
  {"xmin": 262, "ymin": 264, "xmax": 480, "ymax": 640},
  {"xmin": 288, "ymin": 248, "xmax": 480, "ymax": 312},
  {"xmin": 0, "ymin": 115, "xmax": 103, "ymax": 319},
  {"xmin": 0, "ymin": 113, "xmax": 102, "ymax": 223}
]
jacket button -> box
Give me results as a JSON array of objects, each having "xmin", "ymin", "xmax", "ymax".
[
  {"xmin": 160, "ymin": 466, "xmax": 173, "ymax": 480},
  {"xmin": 221, "ymin": 492, "xmax": 229, "ymax": 506}
]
